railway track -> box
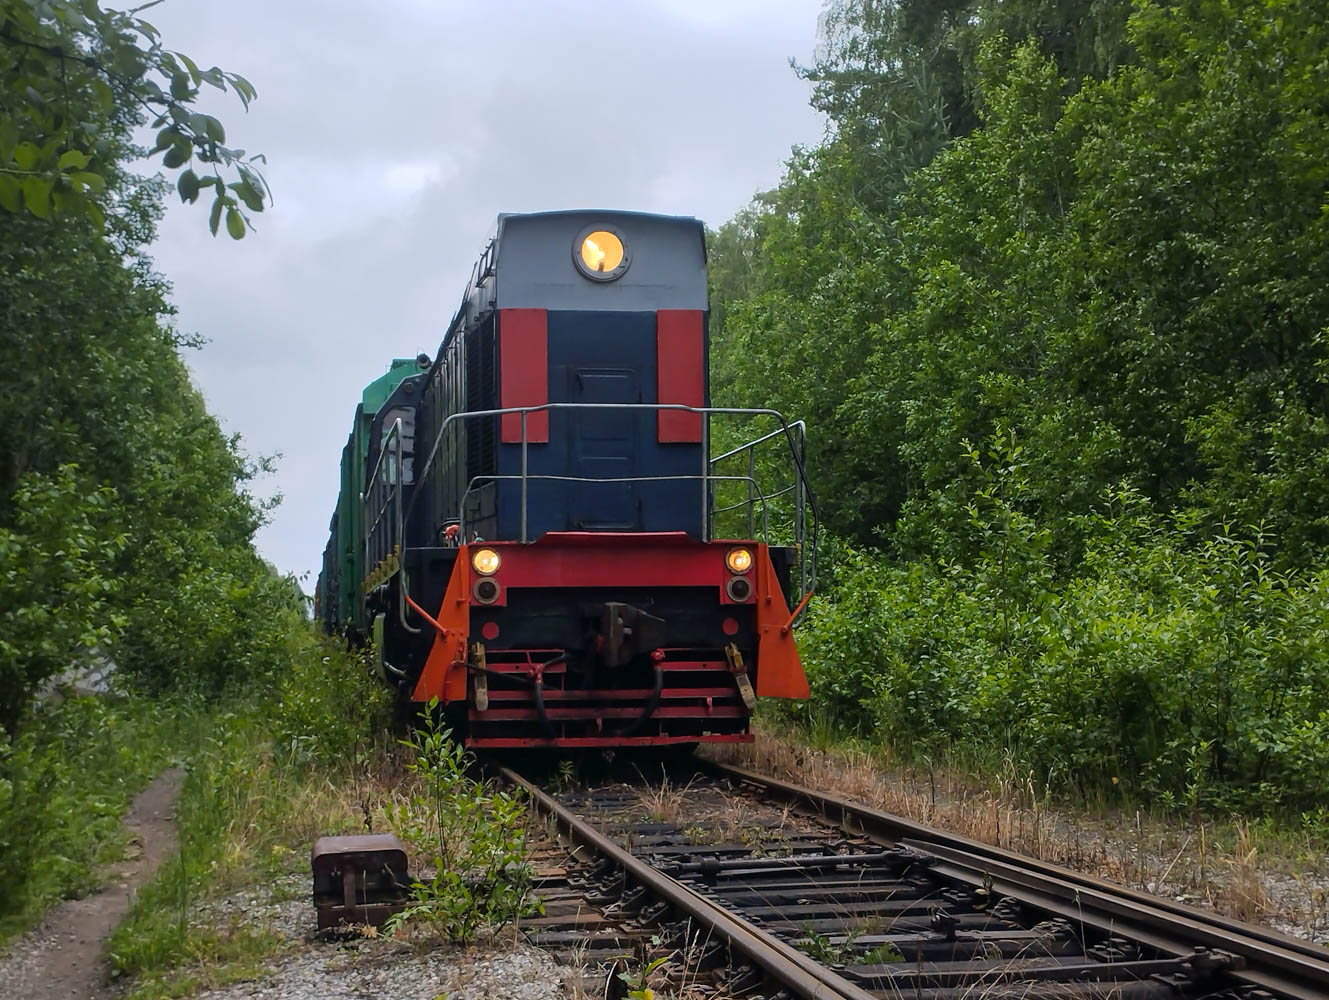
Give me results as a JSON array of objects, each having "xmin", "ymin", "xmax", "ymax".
[{"xmin": 500, "ymin": 759, "xmax": 1329, "ymax": 1000}]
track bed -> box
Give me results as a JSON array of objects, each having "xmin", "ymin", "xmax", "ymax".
[{"xmin": 502, "ymin": 759, "xmax": 1329, "ymax": 1000}]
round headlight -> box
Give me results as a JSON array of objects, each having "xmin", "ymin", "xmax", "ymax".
[
  {"xmin": 573, "ymin": 227, "xmax": 630, "ymax": 281},
  {"xmin": 726, "ymin": 547, "xmax": 753, "ymax": 574},
  {"xmin": 472, "ymin": 548, "xmax": 501, "ymax": 575}
]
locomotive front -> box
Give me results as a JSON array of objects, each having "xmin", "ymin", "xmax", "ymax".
[{"xmin": 353, "ymin": 210, "xmax": 815, "ymax": 749}]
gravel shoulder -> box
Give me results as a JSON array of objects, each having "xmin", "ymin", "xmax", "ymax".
[
  {"xmin": 183, "ymin": 941, "xmax": 568, "ymax": 1000},
  {"xmin": 112, "ymin": 864, "xmax": 573, "ymax": 1000}
]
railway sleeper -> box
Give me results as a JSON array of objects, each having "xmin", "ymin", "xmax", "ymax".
[
  {"xmin": 752, "ymin": 911, "xmax": 1017, "ymax": 935},
  {"xmin": 720, "ymin": 896, "xmax": 981, "ymax": 921},
  {"xmin": 850, "ymin": 984, "xmax": 1184, "ymax": 1000},
  {"xmin": 636, "ymin": 840, "xmax": 851, "ymax": 858},
  {"xmin": 791, "ymin": 932, "xmax": 1085, "ymax": 963},
  {"xmin": 665, "ymin": 848, "xmax": 931, "ymax": 878},
  {"xmin": 682, "ymin": 883, "xmax": 940, "ymax": 907},
  {"xmin": 841, "ymin": 955, "xmax": 1195, "ymax": 988}
]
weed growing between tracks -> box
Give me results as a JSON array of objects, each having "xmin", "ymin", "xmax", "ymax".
[
  {"xmin": 384, "ymin": 701, "xmax": 537, "ymax": 942},
  {"xmin": 798, "ymin": 926, "xmax": 903, "ymax": 966}
]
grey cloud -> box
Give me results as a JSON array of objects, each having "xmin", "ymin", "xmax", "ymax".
[{"xmin": 145, "ymin": 0, "xmax": 826, "ymax": 583}]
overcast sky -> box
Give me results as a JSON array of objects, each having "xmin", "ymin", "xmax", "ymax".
[{"xmin": 143, "ymin": 0, "xmax": 827, "ymax": 586}]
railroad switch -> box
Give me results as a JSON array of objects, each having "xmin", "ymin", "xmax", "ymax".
[
  {"xmin": 688, "ymin": 938, "xmax": 728, "ymax": 971},
  {"xmin": 608, "ymin": 882, "xmax": 649, "ymax": 917},
  {"xmin": 989, "ymin": 896, "xmax": 1025, "ymax": 923},
  {"xmin": 930, "ymin": 907, "xmax": 961, "ymax": 941},
  {"xmin": 1176, "ymin": 946, "xmax": 1243, "ymax": 983},
  {"xmin": 636, "ymin": 899, "xmax": 671, "ymax": 926},
  {"xmin": 879, "ymin": 845, "xmax": 926, "ymax": 875},
  {"xmin": 939, "ymin": 887, "xmax": 972, "ymax": 908},
  {"xmin": 1087, "ymin": 935, "xmax": 1139, "ymax": 963},
  {"xmin": 722, "ymin": 965, "xmax": 764, "ymax": 995},
  {"xmin": 1030, "ymin": 916, "xmax": 1077, "ymax": 942}
]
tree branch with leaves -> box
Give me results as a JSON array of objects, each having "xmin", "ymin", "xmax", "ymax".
[{"xmin": 0, "ymin": 0, "xmax": 268, "ymax": 236}]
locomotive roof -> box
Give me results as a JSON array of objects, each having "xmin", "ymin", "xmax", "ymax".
[
  {"xmin": 360, "ymin": 357, "xmax": 422, "ymax": 412},
  {"xmin": 442, "ymin": 209, "xmax": 708, "ymax": 349}
]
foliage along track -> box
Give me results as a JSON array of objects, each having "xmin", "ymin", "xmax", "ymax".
[{"xmin": 502, "ymin": 761, "xmax": 1329, "ymax": 1000}]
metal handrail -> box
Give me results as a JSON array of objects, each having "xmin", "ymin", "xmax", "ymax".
[
  {"xmin": 408, "ymin": 402, "xmax": 813, "ymax": 535},
  {"xmin": 371, "ymin": 400, "xmax": 819, "ymax": 628},
  {"xmin": 709, "ymin": 419, "xmax": 812, "ymax": 599},
  {"xmin": 457, "ymin": 472, "xmax": 776, "ymax": 543},
  {"xmin": 362, "ymin": 416, "xmax": 404, "ymax": 571},
  {"xmin": 710, "ymin": 420, "xmax": 805, "ymax": 466},
  {"xmin": 362, "ymin": 417, "xmax": 422, "ymax": 634},
  {"xmin": 713, "ymin": 481, "xmax": 795, "ymax": 515}
]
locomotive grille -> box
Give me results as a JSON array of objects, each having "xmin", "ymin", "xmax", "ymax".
[{"xmin": 464, "ymin": 321, "xmax": 497, "ymax": 479}]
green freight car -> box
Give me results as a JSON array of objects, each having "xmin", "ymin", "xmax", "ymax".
[{"xmin": 317, "ymin": 357, "xmax": 429, "ymax": 640}]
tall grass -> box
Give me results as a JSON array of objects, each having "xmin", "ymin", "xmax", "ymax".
[
  {"xmin": 107, "ymin": 632, "xmax": 392, "ymax": 992},
  {"xmin": 0, "ymin": 695, "xmax": 202, "ymax": 943}
]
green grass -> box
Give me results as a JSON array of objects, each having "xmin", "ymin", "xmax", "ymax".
[
  {"xmin": 5, "ymin": 628, "xmax": 548, "ymax": 998},
  {"xmin": 0, "ymin": 694, "xmax": 202, "ymax": 944},
  {"xmin": 105, "ymin": 634, "xmax": 395, "ymax": 997}
]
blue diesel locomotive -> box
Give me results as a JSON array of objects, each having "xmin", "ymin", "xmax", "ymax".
[{"xmin": 317, "ymin": 210, "xmax": 816, "ymax": 749}]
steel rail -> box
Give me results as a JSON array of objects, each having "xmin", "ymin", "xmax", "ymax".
[
  {"xmin": 499, "ymin": 766, "xmax": 876, "ymax": 1000},
  {"xmin": 703, "ymin": 759, "xmax": 1329, "ymax": 1000}
]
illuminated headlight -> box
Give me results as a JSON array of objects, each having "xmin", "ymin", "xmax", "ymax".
[
  {"xmin": 726, "ymin": 547, "xmax": 753, "ymax": 574},
  {"xmin": 471, "ymin": 548, "xmax": 501, "ymax": 575},
  {"xmin": 573, "ymin": 227, "xmax": 629, "ymax": 281}
]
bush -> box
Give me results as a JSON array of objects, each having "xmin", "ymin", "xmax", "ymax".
[
  {"xmin": 272, "ymin": 629, "xmax": 391, "ymax": 766},
  {"xmin": 797, "ymin": 471, "xmax": 1329, "ymax": 814},
  {"xmin": 107, "ymin": 631, "xmax": 393, "ymax": 981},
  {"xmin": 0, "ymin": 467, "xmax": 124, "ymax": 732},
  {"xmin": 0, "ymin": 696, "xmax": 197, "ymax": 942}
]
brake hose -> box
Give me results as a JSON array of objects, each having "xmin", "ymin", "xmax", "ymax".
[
  {"xmin": 528, "ymin": 653, "xmax": 569, "ymax": 739},
  {"xmin": 619, "ymin": 657, "xmax": 664, "ymax": 738}
]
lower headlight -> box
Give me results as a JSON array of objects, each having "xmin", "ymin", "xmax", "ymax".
[{"xmin": 726, "ymin": 575, "xmax": 753, "ymax": 602}]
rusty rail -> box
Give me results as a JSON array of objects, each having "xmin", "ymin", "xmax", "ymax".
[
  {"xmin": 702, "ymin": 759, "xmax": 1329, "ymax": 1000},
  {"xmin": 500, "ymin": 766, "xmax": 874, "ymax": 1000}
]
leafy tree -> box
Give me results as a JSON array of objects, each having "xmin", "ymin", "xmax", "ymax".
[
  {"xmin": 0, "ymin": 0, "xmax": 293, "ymax": 724},
  {"xmin": 0, "ymin": 466, "xmax": 121, "ymax": 733},
  {"xmin": 0, "ymin": 0, "xmax": 266, "ymax": 235},
  {"xmin": 719, "ymin": 0, "xmax": 1329, "ymax": 811},
  {"xmin": 718, "ymin": 0, "xmax": 1329, "ymax": 559}
]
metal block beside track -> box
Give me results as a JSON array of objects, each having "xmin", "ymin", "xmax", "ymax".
[{"xmin": 311, "ymin": 834, "xmax": 410, "ymax": 930}]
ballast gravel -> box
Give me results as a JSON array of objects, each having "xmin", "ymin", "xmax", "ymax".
[
  {"xmin": 189, "ymin": 941, "xmax": 568, "ymax": 1000},
  {"xmin": 156, "ymin": 871, "xmax": 572, "ymax": 1000}
]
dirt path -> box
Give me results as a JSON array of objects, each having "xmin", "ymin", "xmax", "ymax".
[{"xmin": 1, "ymin": 767, "xmax": 184, "ymax": 1000}]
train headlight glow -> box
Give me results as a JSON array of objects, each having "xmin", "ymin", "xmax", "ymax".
[
  {"xmin": 471, "ymin": 548, "xmax": 501, "ymax": 575},
  {"xmin": 574, "ymin": 228, "xmax": 629, "ymax": 281},
  {"xmin": 726, "ymin": 547, "xmax": 753, "ymax": 574}
]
